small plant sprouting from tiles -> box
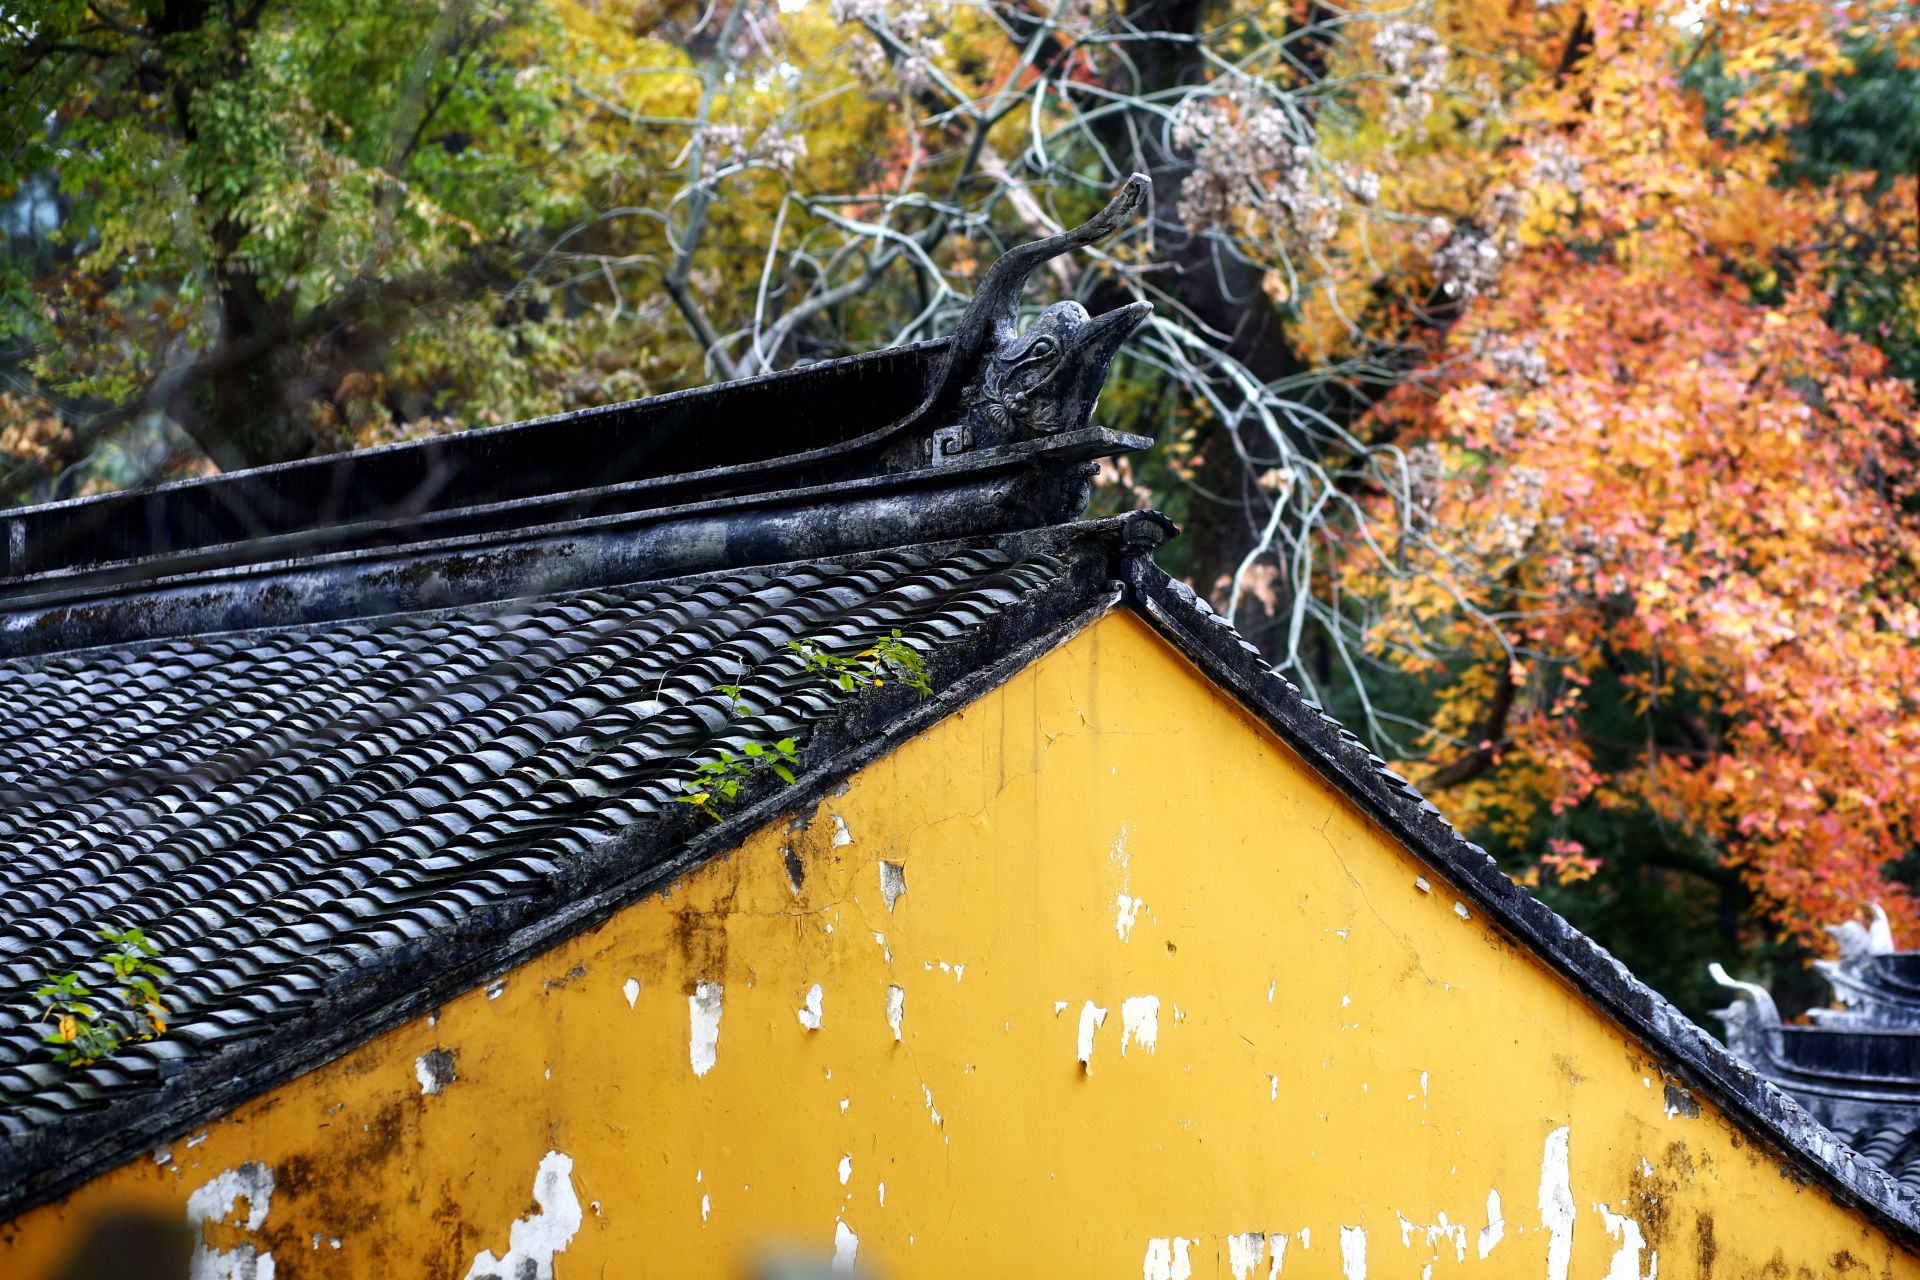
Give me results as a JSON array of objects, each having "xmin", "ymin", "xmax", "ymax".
[
  {"xmin": 34, "ymin": 926, "xmax": 170, "ymax": 1068},
  {"xmin": 789, "ymin": 630, "xmax": 933, "ymax": 696},
  {"xmin": 673, "ymin": 630, "xmax": 933, "ymax": 820},
  {"xmin": 676, "ymin": 739, "xmax": 800, "ymax": 820}
]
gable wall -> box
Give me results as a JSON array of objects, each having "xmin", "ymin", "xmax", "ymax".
[{"xmin": 2, "ymin": 610, "xmax": 1910, "ymax": 1278}]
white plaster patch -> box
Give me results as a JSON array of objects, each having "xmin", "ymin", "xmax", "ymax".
[
  {"xmin": 1054, "ymin": 1000, "xmax": 1070, "ymax": 1014},
  {"xmin": 1596, "ymin": 1203, "xmax": 1653, "ymax": 1280},
  {"xmin": 921, "ymin": 1083, "xmax": 942, "ymax": 1126},
  {"xmin": 1142, "ymin": 1237, "xmax": 1193, "ymax": 1280},
  {"xmin": 838, "ymin": 1154, "xmax": 853, "ymax": 1186},
  {"xmin": 873, "ymin": 931, "xmax": 891, "ymax": 963},
  {"xmin": 463, "ymin": 1151, "xmax": 581, "ymax": 1280},
  {"xmin": 1415, "ymin": 876, "xmax": 1431, "ymax": 893},
  {"xmin": 832, "ymin": 1220, "xmax": 859, "ymax": 1272},
  {"xmin": 1453, "ymin": 901, "xmax": 1471, "ymax": 920},
  {"xmin": 486, "ymin": 979, "xmax": 507, "ymax": 1000},
  {"xmin": 1077, "ymin": 1001, "xmax": 1109, "ymax": 1067},
  {"xmin": 689, "ymin": 981, "xmax": 724, "ymax": 1077},
  {"xmin": 1228, "ymin": 1232, "xmax": 1266, "ymax": 1279},
  {"xmin": 1478, "ymin": 1189, "xmax": 1504, "ymax": 1258},
  {"xmin": 1340, "ymin": 1226, "xmax": 1367, "ymax": 1279},
  {"xmin": 1539, "ymin": 1127, "xmax": 1575, "ymax": 1280},
  {"xmin": 798, "ymin": 983, "xmax": 825, "ymax": 1031},
  {"xmin": 1420, "ymin": 1071, "xmax": 1429, "ymax": 1098},
  {"xmin": 879, "ymin": 861, "xmax": 907, "ymax": 911},
  {"xmin": 1269, "ymin": 1233, "xmax": 1290, "ymax": 1277},
  {"xmin": 830, "ymin": 814, "xmax": 854, "ymax": 846},
  {"xmin": 187, "ymin": 1162, "xmax": 275, "ymax": 1280},
  {"xmin": 1120, "ymin": 995, "xmax": 1161, "ymax": 1055},
  {"xmin": 1116, "ymin": 894, "xmax": 1144, "ymax": 941},
  {"xmin": 878, "ymin": 1182, "xmax": 886, "ymax": 1206},
  {"xmin": 623, "ymin": 978, "xmax": 640, "ymax": 1008},
  {"xmin": 887, "ymin": 984, "xmax": 906, "ymax": 1041},
  {"xmin": 701, "ymin": 1194, "xmax": 711, "ymax": 1223}
]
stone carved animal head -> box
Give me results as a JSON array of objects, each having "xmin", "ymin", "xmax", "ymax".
[
  {"xmin": 907, "ymin": 174, "xmax": 1154, "ymax": 458},
  {"xmin": 962, "ymin": 297, "xmax": 1153, "ymax": 444}
]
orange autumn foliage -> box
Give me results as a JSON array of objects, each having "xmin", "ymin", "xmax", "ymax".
[{"xmin": 1342, "ymin": 0, "xmax": 1920, "ymax": 946}]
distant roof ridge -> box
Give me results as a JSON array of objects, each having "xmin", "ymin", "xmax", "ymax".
[{"xmin": 1710, "ymin": 907, "xmax": 1920, "ymax": 1193}]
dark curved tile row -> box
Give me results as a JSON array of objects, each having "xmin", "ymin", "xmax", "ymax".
[
  {"xmin": 1834, "ymin": 1120, "xmax": 1920, "ymax": 1189},
  {"xmin": 0, "ymin": 544, "xmax": 1066, "ymax": 1128}
]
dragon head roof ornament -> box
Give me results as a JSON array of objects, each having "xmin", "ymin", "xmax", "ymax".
[{"xmin": 899, "ymin": 173, "xmax": 1154, "ymax": 464}]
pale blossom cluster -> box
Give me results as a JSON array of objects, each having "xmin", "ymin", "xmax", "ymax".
[
  {"xmin": 831, "ymin": 0, "xmax": 947, "ymax": 93},
  {"xmin": 1401, "ymin": 441, "xmax": 1448, "ymax": 512},
  {"xmin": 1485, "ymin": 464, "xmax": 1548, "ymax": 556},
  {"xmin": 1369, "ymin": 21, "xmax": 1451, "ymax": 133},
  {"xmin": 1427, "ymin": 189, "xmax": 1521, "ymax": 301},
  {"xmin": 1171, "ymin": 86, "xmax": 1376, "ymax": 258},
  {"xmin": 1529, "ymin": 138, "xmax": 1587, "ymax": 196},
  {"xmin": 1484, "ymin": 336, "xmax": 1550, "ymax": 387},
  {"xmin": 705, "ymin": 120, "xmax": 809, "ymax": 174},
  {"xmin": 1430, "ymin": 226, "xmax": 1502, "ymax": 300}
]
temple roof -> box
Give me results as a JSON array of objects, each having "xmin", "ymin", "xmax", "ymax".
[{"xmin": 1715, "ymin": 906, "xmax": 1920, "ymax": 1190}]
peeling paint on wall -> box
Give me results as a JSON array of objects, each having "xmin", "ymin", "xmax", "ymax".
[
  {"xmin": 832, "ymin": 1219, "xmax": 859, "ymax": 1272},
  {"xmin": 186, "ymin": 1162, "xmax": 275, "ymax": 1280},
  {"xmin": 1595, "ymin": 1202, "xmax": 1654, "ymax": 1280},
  {"xmin": 1477, "ymin": 1190, "xmax": 1504, "ymax": 1258},
  {"xmin": 414, "ymin": 1049, "xmax": 456, "ymax": 1097},
  {"xmin": 1116, "ymin": 894, "xmax": 1143, "ymax": 941},
  {"xmin": 1121, "ymin": 996, "xmax": 1161, "ymax": 1055},
  {"xmin": 886, "ymin": 984, "xmax": 905, "ymax": 1041},
  {"xmin": 1339, "ymin": 1225, "xmax": 1367, "ymax": 1279},
  {"xmin": 880, "ymin": 861, "xmax": 906, "ymax": 911},
  {"xmin": 1143, "ymin": 1236, "xmax": 1193, "ymax": 1280},
  {"xmin": 798, "ymin": 983, "xmax": 825, "ymax": 1031},
  {"xmin": 689, "ymin": 982, "xmax": 724, "ymax": 1077},
  {"xmin": 622, "ymin": 977, "xmax": 640, "ymax": 1008},
  {"xmin": 1395, "ymin": 1212, "xmax": 1465, "ymax": 1263},
  {"xmin": 830, "ymin": 815, "xmax": 854, "ymax": 847},
  {"xmin": 1077, "ymin": 1001, "xmax": 1108, "ymax": 1067},
  {"xmin": 462, "ymin": 1150, "xmax": 582, "ymax": 1280},
  {"xmin": 1227, "ymin": 1231, "xmax": 1274, "ymax": 1279},
  {"xmin": 1540, "ymin": 1127, "xmax": 1575, "ymax": 1280}
]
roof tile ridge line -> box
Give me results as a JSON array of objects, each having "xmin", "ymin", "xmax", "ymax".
[
  {"xmin": 0, "ymin": 518, "xmax": 1144, "ymax": 670},
  {"xmin": 0, "ymin": 557, "xmax": 1126, "ymax": 1221},
  {"xmin": 0, "ymin": 338, "xmax": 953, "ymax": 528},
  {"xmin": 1112, "ymin": 556, "xmax": 1920, "ymax": 1243},
  {"xmin": 0, "ymin": 427, "xmax": 1139, "ymax": 608}
]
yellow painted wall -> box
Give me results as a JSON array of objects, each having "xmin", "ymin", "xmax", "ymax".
[{"xmin": 3, "ymin": 609, "xmax": 1912, "ymax": 1278}]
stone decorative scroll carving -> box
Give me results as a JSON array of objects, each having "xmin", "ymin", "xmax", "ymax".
[
  {"xmin": 909, "ymin": 174, "xmax": 1154, "ymax": 464},
  {"xmin": 1709, "ymin": 961, "xmax": 1785, "ymax": 1071}
]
